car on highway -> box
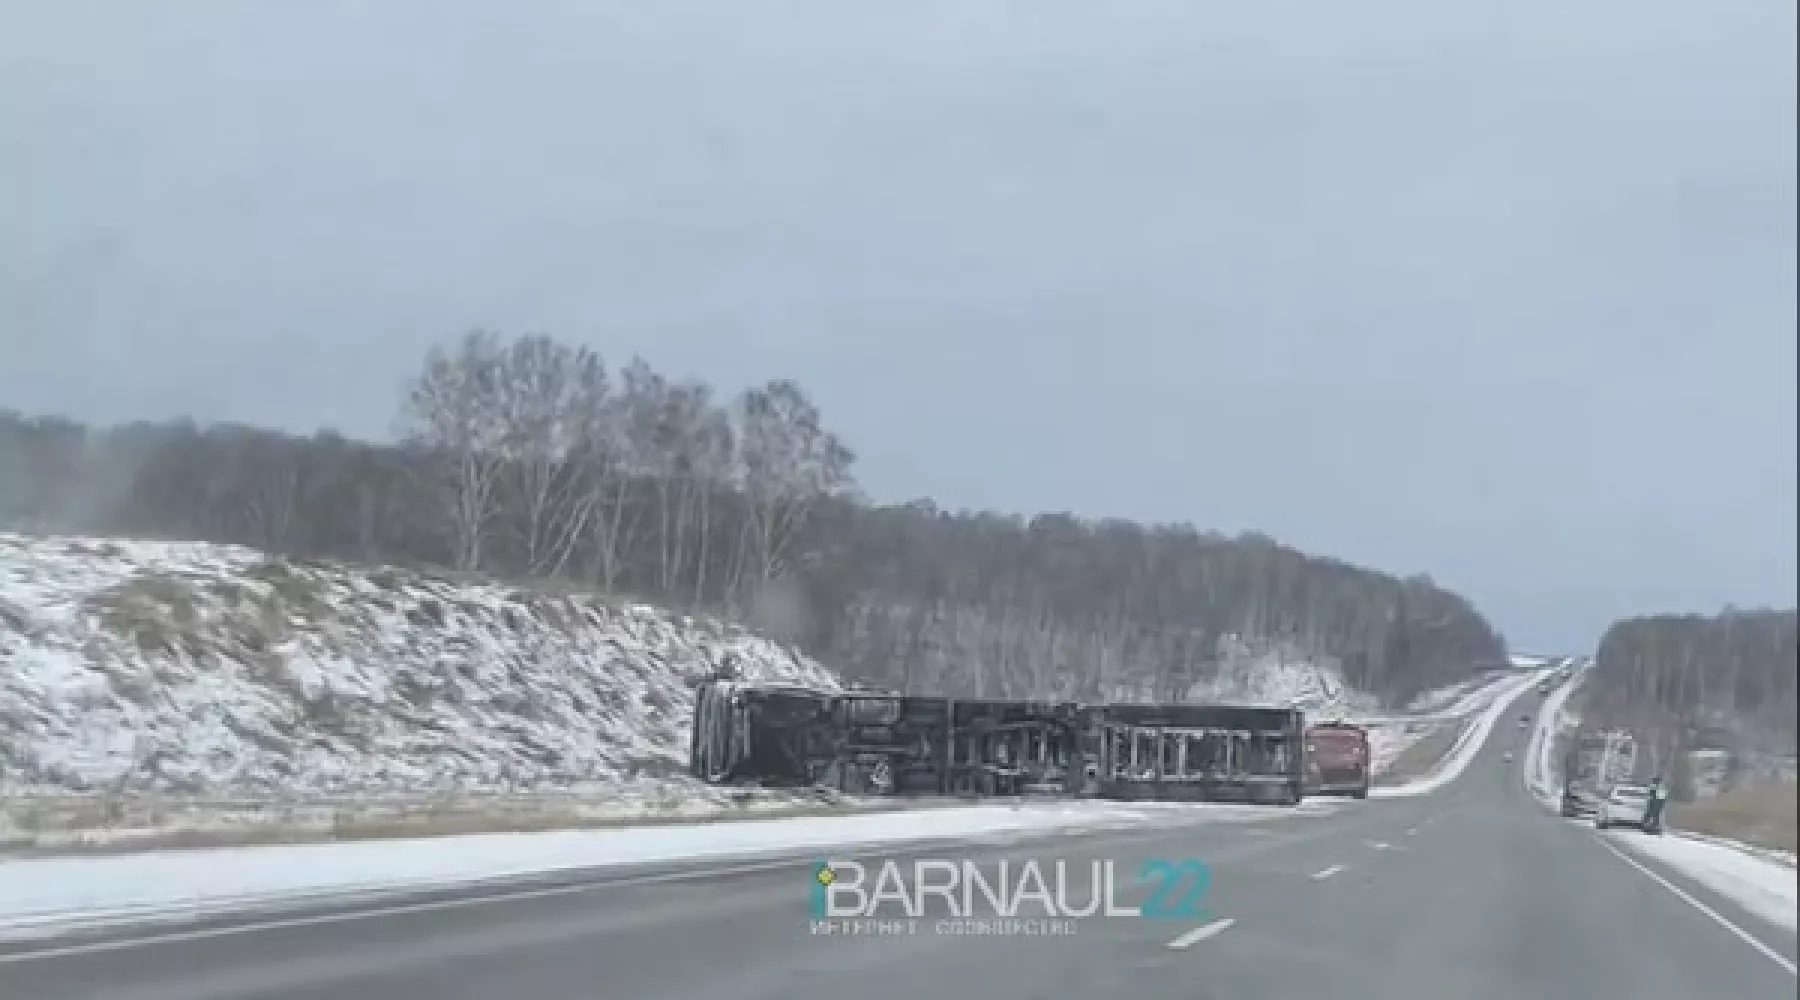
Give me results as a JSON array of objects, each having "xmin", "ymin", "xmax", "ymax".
[
  {"xmin": 1517, "ymin": 714, "xmax": 1530, "ymax": 728},
  {"xmin": 1501, "ymin": 751, "xmax": 1515, "ymax": 763},
  {"xmin": 1595, "ymin": 784, "xmax": 1661, "ymax": 833}
]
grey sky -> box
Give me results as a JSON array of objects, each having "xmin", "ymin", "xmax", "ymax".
[{"xmin": 3, "ymin": 0, "xmax": 1794, "ymax": 653}]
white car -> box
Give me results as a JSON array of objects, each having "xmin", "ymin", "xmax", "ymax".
[{"xmin": 1595, "ymin": 784, "xmax": 1659, "ymax": 832}]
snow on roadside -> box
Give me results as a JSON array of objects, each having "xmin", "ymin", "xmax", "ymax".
[
  {"xmin": 1604, "ymin": 829, "xmax": 1799, "ymax": 932},
  {"xmin": 1370, "ymin": 668, "xmax": 1552, "ymax": 798},
  {"xmin": 1355, "ymin": 669, "xmax": 1539, "ymax": 780},
  {"xmin": 1403, "ymin": 670, "xmax": 1512, "ymax": 714},
  {"xmin": 0, "ymin": 799, "xmax": 1340, "ymax": 942},
  {"xmin": 1529, "ymin": 663, "xmax": 1797, "ymax": 933},
  {"xmin": 1526, "ymin": 660, "xmax": 1584, "ymax": 807}
]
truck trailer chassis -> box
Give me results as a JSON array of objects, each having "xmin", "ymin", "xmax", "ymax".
[{"xmin": 689, "ymin": 680, "xmax": 1306, "ymax": 805}]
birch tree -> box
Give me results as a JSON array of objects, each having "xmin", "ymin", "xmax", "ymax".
[
  {"xmin": 497, "ymin": 334, "xmax": 609, "ymax": 577},
  {"xmin": 400, "ymin": 329, "xmax": 511, "ymax": 572},
  {"xmin": 734, "ymin": 379, "xmax": 854, "ymax": 590}
]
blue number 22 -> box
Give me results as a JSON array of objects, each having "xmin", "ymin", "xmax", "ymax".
[{"xmin": 1137, "ymin": 859, "xmax": 1211, "ymax": 919}]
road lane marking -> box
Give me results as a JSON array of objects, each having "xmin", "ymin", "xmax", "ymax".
[
  {"xmin": 1309, "ymin": 864, "xmax": 1346, "ymax": 881},
  {"xmin": 1364, "ymin": 840, "xmax": 1398, "ymax": 851},
  {"xmin": 1404, "ymin": 827, "xmax": 1418, "ymax": 836},
  {"xmin": 1596, "ymin": 838, "xmax": 1796, "ymax": 977},
  {"xmin": 1166, "ymin": 917, "xmax": 1236, "ymax": 949},
  {"xmin": 0, "ymin": 857, "xmax": 810, "ymax": 965},
  {"xmin": 0, "ymin": 817, "xmax": 1341, "ymax": 965}
]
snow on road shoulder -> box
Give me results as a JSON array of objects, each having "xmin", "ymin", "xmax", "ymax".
[
  {"xmin": 0, "ymin": 799, "xmax": 1339, "ymax": 942},
  {"xmin": 1370, "ymin": 668, "xmax": 1551, "ymax": 798},
  {"xmin": 1605, "ymin": 830, "xmax": 1799, "ymax": 933},
  {"xmin": 1526, "ymin": 663, "xmax": 1583, "ymax": 807},
  {"xmin": 1531, "ymin": 665, "xmax": 1796, "ymax": 934}
]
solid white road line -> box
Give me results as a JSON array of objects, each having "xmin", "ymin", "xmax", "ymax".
[
  {"xmin": 1166, "ymin": 917, "xmax": 1236, "ymax": 950},
  {"xmin": 1309, "ymin": 864, "xmax": 1346, "ymax": 881},
  {"xmin": 0, "ymin": 857, "xmax": 806, "ymax": 965},
  {"xmin": 1596, "ymin": 838, "xmax": 1796, "ymax": 977}
]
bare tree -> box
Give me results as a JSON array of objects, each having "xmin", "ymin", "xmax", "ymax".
[
  {"xmin": 734, "ymin": 380, "xmax": 854, "ymax": 592},
  {"xmin": 399, "ymin": 329, "xmax": 511, "ymax": 572},
  {"xmin": 496, "ymin": 334, "xmax": 609, "ymax": 577}
]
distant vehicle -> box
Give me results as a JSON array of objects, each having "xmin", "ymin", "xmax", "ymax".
[
  {"xmin": 1560, "ymin": 739, "xmax": 1608, "ymax": 818},
  {"xmin": 1537, "ymin": 682, "xmax": 1553, "ymax": 696},
  {"xmin": 1502, "ymin": 751, "xmax": 1515, "ymax": 763},
  {"xmin": 1517, "ymin": 714, "xmax": 1531, "ymax": 728},
  {"xmin": 1304, "ymin": 721, "xmax": 1371, "ymax": 799},
  {"xmin": 1596, "ymin": 784, "xmax": 1660, "ymax": 833}
]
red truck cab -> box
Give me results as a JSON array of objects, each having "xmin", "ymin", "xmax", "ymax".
[{"xmin": 1305, "ymin": 721, "xmax": 1371, "ymax": 799}]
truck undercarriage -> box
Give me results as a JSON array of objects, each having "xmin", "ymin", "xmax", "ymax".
[{"xmin": 689, "ymin": 681, "xmax": 1306, "ymax": 805}]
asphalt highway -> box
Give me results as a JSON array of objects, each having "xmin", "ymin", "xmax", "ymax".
[{"xmin": 6, "ymin": 687, "xmax": 1795, "ymax": 1000}]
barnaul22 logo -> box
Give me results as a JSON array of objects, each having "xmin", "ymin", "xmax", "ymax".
[{"xmin": 809, "ymin": 856, "xmax": 1211, "ymax": 924}]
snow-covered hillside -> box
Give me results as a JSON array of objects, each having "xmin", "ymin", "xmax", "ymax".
[
  {"xmin": 1, "ymin": 532, "xmax": 1496, "ymax": 809},
  {"xmin": 1181, "ymin": 638, "xmax": 1381, "ymax": 720},
  {"xmin": 0, "ymin": 533, "xmax": 840, "ymax": 796}
]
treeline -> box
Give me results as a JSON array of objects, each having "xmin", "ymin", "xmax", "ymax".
[
  {"xmin": 1588, "ymin": 609, "xmax": 1798, "ymax": 756},
  {"xmin": 0, "ymin": 330, "xmax": 1508, "ymax": 704}
]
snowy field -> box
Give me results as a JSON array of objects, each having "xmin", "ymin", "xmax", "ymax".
[
  {"xmin": 0, "ymin": 799, "xmax": 1342, "ymax": 942},
  {"xmin": 1524, "ymin": 663, "xmax": 1797, "ymax": 933}
]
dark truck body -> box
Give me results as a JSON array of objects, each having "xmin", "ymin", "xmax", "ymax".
[
  {"xmin": 689, "ymin": 680, "xmax": 1305, "ymax": 805},
  {"xmin": 1088, "ymin": 703, "xmax": 1305, "ymax": 805},
  {"xmin": 688, "ymin": 681, "xmax": 1081, "ymax": 796},
  {"xmin": 947, "ymin": 698, "xmax": 1086, "ymax": 797},
  {"xmin": 1304, "ymin": 721, "xmax": 1372, "ymax": 798}
]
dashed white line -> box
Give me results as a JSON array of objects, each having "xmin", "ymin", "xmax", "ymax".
[
  {"xmin": 1166, "ymin": 917, "xmax": 1237, "ymax": 950},
  {"xmin": 1310, "ymin": 864, "xmax": 1347, "ymax": 881}
]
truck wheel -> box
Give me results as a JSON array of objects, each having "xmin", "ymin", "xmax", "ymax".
[{"xmin": 1352, "ymin": 785, "xmax": 1369, "ymax": 800}]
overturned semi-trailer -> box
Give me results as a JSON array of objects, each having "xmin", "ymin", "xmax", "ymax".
[
  {"xmin": 1089, "ymin": 703, "xmax": 1305, "ymax": 805},
  {"xmin": 689, "ymin": 680, "xmax": 1306, "ymax": 805}
]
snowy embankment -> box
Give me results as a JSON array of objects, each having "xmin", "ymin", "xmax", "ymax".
[
  {"xmin": 0, "ymin": 798, "xmax": 1341, "ymax": 942},
  {"xmin": 0, "ymin": 533, "xmax": 842, "ymax": 796},
  {"xmin": 1525, "ymin": 663, "xmax": 1797, "ymax": 933},
  {"xmin": 0, "ymin": 532, "xmax": 864, "ymax": 847}
]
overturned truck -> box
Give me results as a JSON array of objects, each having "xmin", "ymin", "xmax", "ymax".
[
  {"xmin": 689, "ymin": 681, "xmax": 1083, "ymax": 797},
  {"xmin": 1090, "ymin": 703, "xmax": 1305, "ymax": 805},
  {"xmin": 689, "ymin": 680, "xmax": 1305, "ymax": 805}
]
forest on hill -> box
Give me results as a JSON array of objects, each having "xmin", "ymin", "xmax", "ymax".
[{"xmin": 0, "ymin": 330, "xmax": 1508, "ymax": 705}]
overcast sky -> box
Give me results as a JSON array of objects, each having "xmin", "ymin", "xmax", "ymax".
[{"xmin": 3, "ymin": 1, "xmax": 1793, "ymax": 652}]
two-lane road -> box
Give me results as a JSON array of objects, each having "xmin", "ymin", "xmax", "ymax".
[{"xmin": 6, "ymin": 687, "xmax": 1794, "ymax": 999}]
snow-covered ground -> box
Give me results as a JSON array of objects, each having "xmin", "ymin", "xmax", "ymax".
[
  {"xmin": 0, "ymin": 798, "xmax": 1341, "ymax": 942},
  {"xmin": 1601, "ymin": 828, "xmax": 1798, "ymax": 932},
  {"xmin": 1182, "ymin": 641, "xmax": 1381, "ymax": 719},
  {"xmin": 0, "ymin": 532, "xmax": 839, "ymax": 796},
  {"xmin": 1, "ymin": 529, "xmax": 1523, "ymax": 864},
  {"xmin": 1525, "ymin": 662, "xmax": 1797, "ymax": 933},
  {"xmin": 1524, "ymin": 659, "xmax": 1584, "ymax": 806},
  {"xmin": 1371, "ymin": 667, "xmax": 1552, "ymax": 798}
]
